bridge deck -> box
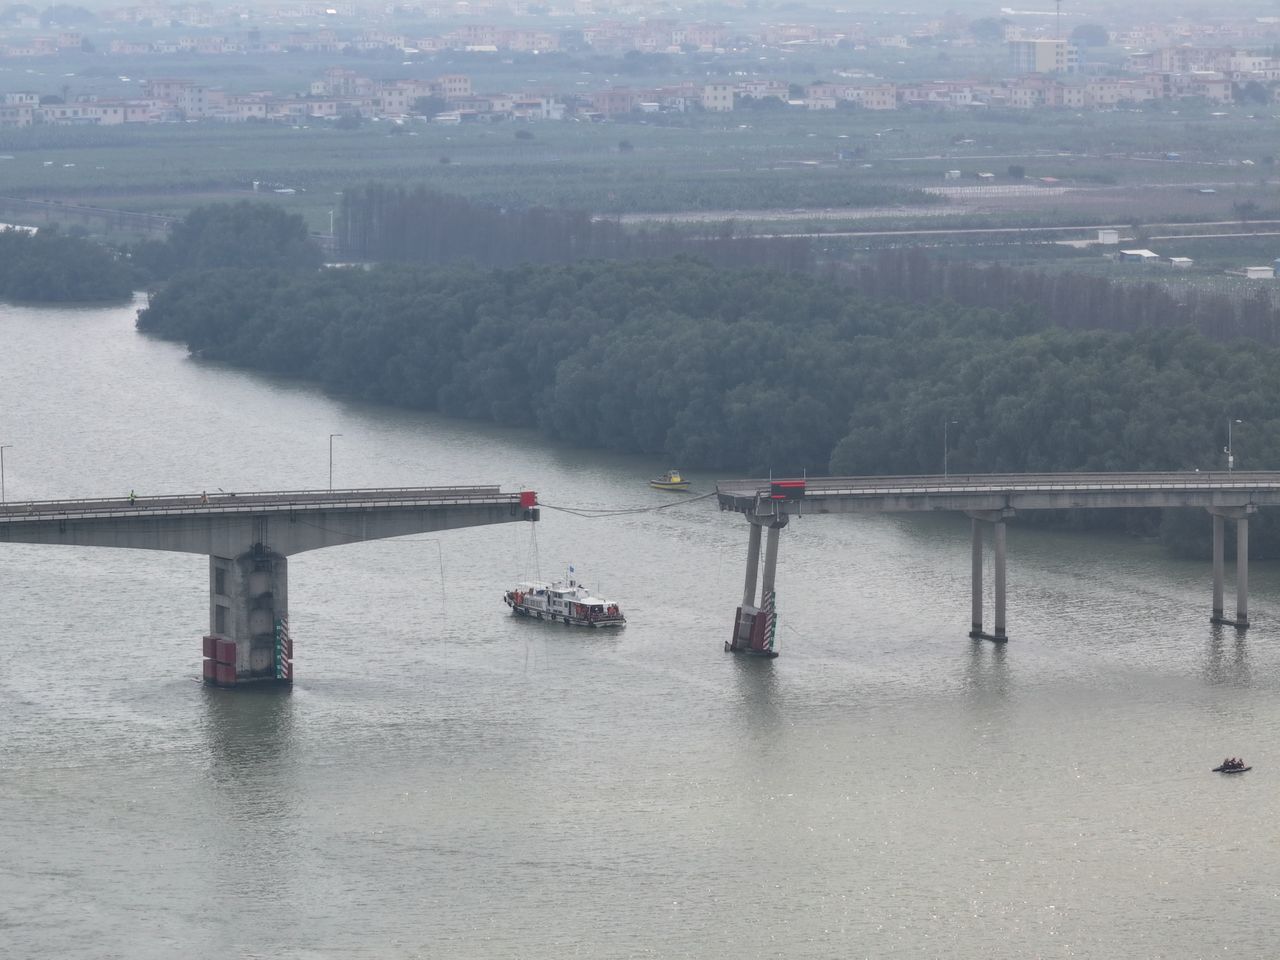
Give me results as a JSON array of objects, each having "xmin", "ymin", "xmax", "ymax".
[
  {"xmin": 0, "ymin": 485, "xmax": 518, "ymax": 524},
  {"xmin": 717, "ymin": 471, "xmax": 1280, "ymax": 514}
]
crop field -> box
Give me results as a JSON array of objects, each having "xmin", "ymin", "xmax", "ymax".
[{"xmin": 0, "ymin": 98, "xmax": 1277, "ymax": 237}]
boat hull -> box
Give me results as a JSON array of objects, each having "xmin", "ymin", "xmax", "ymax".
[
  {"xmin": 1212, "ymin": 765, "xmax": 1251, "ymax": 773},
  {"xmin": 504, "ymin": 595, "xmax": 625, "ymax": 628},
  {"xmin": 649, "ymin": 481, "xmax": 690, "ymax": 491}
]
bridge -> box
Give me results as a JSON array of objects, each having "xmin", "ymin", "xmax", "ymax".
[
  {"xmin": 0, "ymin": 486, "xmax": 538, "ymax": 685},
  {"xmin": 717, "ymin": 471, "xmax": 1280, "ymax": 657}
]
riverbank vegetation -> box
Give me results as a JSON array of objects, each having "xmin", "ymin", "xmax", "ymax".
[
  {"xmin": 0, "ymin": 226, "xmax": 134, "ymax": 302},
  {"xmin": 133, "ymin": 256, "xmax": 1280, "ymax": 473},
  {"xmin": 133, "ymin": 201, "xmax": 323, "ymax": 279}
]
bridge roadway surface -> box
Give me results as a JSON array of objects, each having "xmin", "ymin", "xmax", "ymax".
[
  {"xmin": 716, "ymin": 471, "xmax": 1280, "ymax": 515},
  {"xmin": 0, "ymin": 485, "xmax": 530, "ymax": 556},
  {"xmin": 0, "ymin": 485, "xmax": 509, "ymax": 519}
]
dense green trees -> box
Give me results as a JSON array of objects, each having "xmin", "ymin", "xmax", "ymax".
[
  {"xmin": 338, "ymin": 184, "xmax": 812, "ymax": 272},
  {"xmin": 133, "ymin": 201, "xmax": 323, "ymax": 280},
  {"xmin": 135, "ymin": 256, "xmax": 1280, "ymax": 474},
  {"xmin": 0, "ymin": 226, "xmax": 134, "ymax": 302}
]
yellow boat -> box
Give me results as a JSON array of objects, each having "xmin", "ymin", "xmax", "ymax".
[{"xmin": 649, "ymin": 470, "xmax": 690, "ymax": 492}]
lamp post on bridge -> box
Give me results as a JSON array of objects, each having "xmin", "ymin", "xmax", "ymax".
[
  {"xmin": 1226, "ymin": 418, "xmax": 1242, "ymax": 472},
  {"xmin": 0, "ymin": 443, "xmax": 11, "ymax": 503},
  {"xmin": 329, "ymin": 433, "xmax": 342, "ymax": 491},
  {"xmin": 943, "ymin": 419, "xmax": 959, "ymax": 477}
]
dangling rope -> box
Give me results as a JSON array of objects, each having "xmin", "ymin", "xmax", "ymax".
[
  {"xmin": 522, "ymin": 521, "xmax": 542, "ymax": 583},
  {"xmin": 539, "ymin": 489, "xmax": 718, "ymax": 519}
]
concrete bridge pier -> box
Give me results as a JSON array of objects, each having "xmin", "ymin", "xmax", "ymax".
[
  {"xmin": 728, "ymin": 513, "xmax": 788, "ymax": 658},
  {"xmin": 1210, "ymin": 506, "xmax": 1254, "ymax": 629},
  {"xmin": 204, "ymin": 545, "xmax": 291, "ymax": 686},
  {"xmin": 968, "ymin": 511, "xmax": 1011, "ymax": 642}
]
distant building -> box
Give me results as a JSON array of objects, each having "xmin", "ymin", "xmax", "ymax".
[
  {"xmin": 592, "ymin": 87, "xmax": 637, "ymax": 117},
  {"xmin": 702, "ymin": 83, "xmax": 734, "ymax": 112},
  {"xmin": 1009, "ymin": 38, "xmax": 1078, "ymax": 75},
  {"xmin": 1120, "ymin": 249, "xmax": 1160, "ymax": 263},
  {"xmin": 1097, "ymin": 229, "xmax": 1120, "ymax": 245}
]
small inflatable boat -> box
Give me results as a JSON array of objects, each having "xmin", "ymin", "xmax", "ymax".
[{"xmin": 1212, "ymin": 764, "xmax": 1251, "ymax": 774}]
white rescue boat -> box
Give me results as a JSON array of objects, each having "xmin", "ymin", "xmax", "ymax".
[{"xmin": 504, "ymin": 576, "xmax": 626, "ymax": 628}]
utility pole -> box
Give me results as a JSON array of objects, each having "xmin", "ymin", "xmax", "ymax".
[
  {"xmin": 329, "ymin": 433, "xmax": 342, "ymax": 490},
  {"xmin": 0, "ymin": 443, "xmax": 10, "ymax": 503}
]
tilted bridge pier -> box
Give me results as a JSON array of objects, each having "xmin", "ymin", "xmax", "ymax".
[
  {"xmin": 716, "ymin": 471, "xmax": 1280, "ymax": 656},
  {"xmin": 0, "ymin": 486, "xmax": 539, "ymax": 685}
]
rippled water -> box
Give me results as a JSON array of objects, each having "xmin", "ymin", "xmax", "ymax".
[{"xmin": 2, "ymin": 299, "xmax": 1279, "ymax": 959}]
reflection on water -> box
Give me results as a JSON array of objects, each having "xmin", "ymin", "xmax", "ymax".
[
  {"xmin": 201, "ymin": 683, "xmax": 296, "ymax": 780},
  {"xmin": 730, "ymin": 653, "xmax": 780, "ymax": 744},
  {"xmin": 1203, "ymin": 624, "xmax": 1252, "ymax": 688},
  {"xmin": 964, "ymin": 638, "xmax": 1011, "ymax": 708}
]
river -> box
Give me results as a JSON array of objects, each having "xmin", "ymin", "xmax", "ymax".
[{"xmin": 2, "ymin": 297, "xmax": 1279, "ymax": 959}]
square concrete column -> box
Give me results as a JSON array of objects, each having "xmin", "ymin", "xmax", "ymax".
[
  {"xmin": 728, "ymin": 514, "xmax": 786, "ymax": 657},
  {"xmin": 970, "ymin": 517, "xmax": 984, "ymax": 637},
  {"xmin": 761, "ymin": 522, "xmax": 782, "ymax": 603},
  {"xmin": 742, "ymin": 521, "xmax": 762, "ymax": 608},
  {"xmin": 207, "ymin": 548, "xmax": 290, "ymax": 684},
  {"xmin": 1212, "ymin": 513, "xmax": 1225, "ymax": 622},
  {"xmin": 1236, "ymin": 517, "xmax": 1249, "ymax": 628},
  {"xmin": 1209, "ymin": 508, "xmax": 1251, "ymax": 629},
  {"xmin": 993, "ymin": 520, "xmax": 1007, "ymax": 641}
]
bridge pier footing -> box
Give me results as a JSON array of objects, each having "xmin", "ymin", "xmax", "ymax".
[
  {"xmin": 203, "ymin": 546, "xmax": 292, "ymax": 686},
  {"xmin": 727, "ymin": 514, "xmax": 787, "ymax": 658},
  {"xmin": 1209, "ymin": 508, "xmax": 1252, "ymax": 629}
]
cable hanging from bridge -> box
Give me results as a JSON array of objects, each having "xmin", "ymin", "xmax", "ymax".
[{"xmin": 537, "ymin": 489, "xmax": 719, "ymax": 519}]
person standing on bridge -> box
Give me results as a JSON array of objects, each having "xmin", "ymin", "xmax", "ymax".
[
  {"xmin": 128, "ymin": 489, "xmax": 136, "ymax": 506},
  {"xmin": 200, "ymin": 491, "xmax": 209, "ymax": 505}
]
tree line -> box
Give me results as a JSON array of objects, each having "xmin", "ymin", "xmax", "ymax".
[
  {"xmin": 0, "ymin": 226, "xmax": 134, "ymax": 302},
  {"xmin": 337, "ymin": 183, "xmax": 813, "ymax": 273},
  {"xmin": 336, "ymin": 188, "xmax": 1280, "ymax": 347},
  {"xmin": 132, "ymin": 201, "xmax": 323, "ymax": 280},
  {"xmin": 832, "ymin": 249, "xmax": 1280, "ymax": 345}
]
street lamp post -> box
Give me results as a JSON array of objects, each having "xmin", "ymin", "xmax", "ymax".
[
  {"xmin": 0, "ymin": 443, "xmax": 11, "ymax": 503},
  {"xmin": 1226, "ymin": 418, "xmax": 1242, "ymax": 471},
  {"xmin": 943, "ymin": 419, "xmax": 959, "ymax": 477},
  {"xmin": 329, "ymin": 433, "xmax": 342, "ymax": 491}
]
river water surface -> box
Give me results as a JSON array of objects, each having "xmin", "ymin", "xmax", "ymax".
[{"xmin": 2, "ymin": 298, "xmax": 1279, "ymax": 959}]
